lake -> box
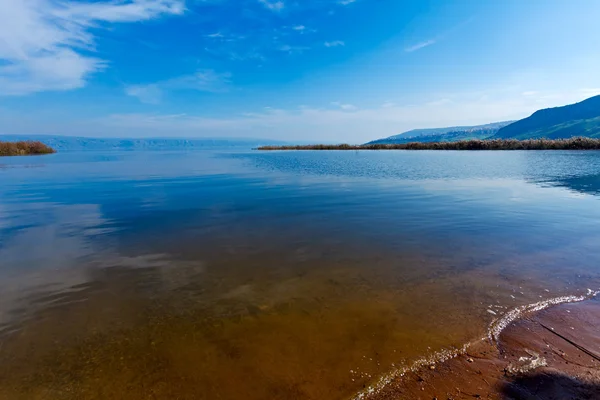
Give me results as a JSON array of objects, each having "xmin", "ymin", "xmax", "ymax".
[{"xmin": 2, "ymin": 149, "xmax": 600, "ymax": 400}]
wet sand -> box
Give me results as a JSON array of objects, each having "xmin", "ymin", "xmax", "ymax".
[{"xmin": 363, "ymin": 298, "xmax": 600, "ymax": 400}]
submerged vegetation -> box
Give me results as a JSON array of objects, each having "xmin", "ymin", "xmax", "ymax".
[
  {"xmin": 258, "ymin": 137, "xmax": 600, "ymax": 151},
  {"xmin": 0, "ymin": 141, "xmax": 56, "ymax": 156}
]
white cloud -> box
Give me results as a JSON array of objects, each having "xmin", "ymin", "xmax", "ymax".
[
  {"xmin": 0, "ymin": 0, "xmax": 185, "ymax": 95},
  {"xmin": 331, "ymin": 101, "xmax": 357, "ymax": 111},
  {"xmin": 52, "ymin": 0, "xmax": 185, "ymax": 22},
  {"xmin": 125, "ymin": 69, "xmax": 232, "ymax": 104},
  {"xmin": 338, "ymin": 0, "xmax": 356, "ymax": 5},
  {"xmin": 259, "ymin": 0, "xmax": 284, "ymax": 11},
  {"xmin": 405, "ymin": 39, "xmax": 436, "ymax": 53},
  {"xmin": 292, "ymin": 25, "xmax": 305, "ymax": 31},
  {"xmin": 125, "ymin": 84, "xmax": 163, "ymax": 104},
  {"xmin": 324, "ymin": 40, "xmax": 345, "ymax": 47},
  {"xmin": 0, "ymin": 49, "xmax": 103, "ymax": 94}
]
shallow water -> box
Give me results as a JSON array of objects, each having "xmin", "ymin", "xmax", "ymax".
[{"xmin": 1, "ymin": 149, "xmax": 600, "ymax": 399}]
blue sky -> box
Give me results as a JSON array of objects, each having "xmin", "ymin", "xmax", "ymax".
[{"xmin": 1, "ymin": 0, "xmax": 599, "ymax": 142}]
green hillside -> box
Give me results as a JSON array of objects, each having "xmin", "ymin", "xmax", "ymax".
[
  {"xmin": 495, "ymin": 95, "xmax": 600, "ymax": 139},
  {"xmin": 367, "ymin": 121, "xmax": 513, "ymax": 144}
]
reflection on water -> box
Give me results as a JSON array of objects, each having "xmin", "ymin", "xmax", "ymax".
[{"xmin": 1, "ymin": 150, "xmax": 600, "ymax": 399}]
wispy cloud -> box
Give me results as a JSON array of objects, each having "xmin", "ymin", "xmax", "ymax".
[
  {"xmin": 279, "ymin": 45, "xmax": 310, "ymax": 54},
  {"xmin": 0, "ymin": 0, "xmax": 185, "ymax": 95},
  {"xmin": 204, "ymin": 31, "xmax": 246, "ymax": 42},
  {"xmin": 125, "ymin": 70, "xmax": 232, "ymax": 104},
  {"xmin": 125, "ymin": 84, "xmax": 163, "ymax": 105},
  {"xmin": 404, "ymin": 39, "xmax": 436, "ymax": 53},
  {"xmin": 259, "ymin": 0, "xmax": 284, "ymax": 11},
  {"xmin": 286, "ymin": 24, "xmax": 316, "ymax": 34},
  {"xmin": 404, "ymin": 18, "xmax": 475, "ymax": 54},
  {"xmin": 324, "ymin": 40, "xmax": 345, "ymax": 47},
  {"xmin": 331, "ymin": 102, "xmax": 357, "ymax": 111},
  {"xmin": 338, "ymin": 0, "xmax": 357, "ymax": 5}
]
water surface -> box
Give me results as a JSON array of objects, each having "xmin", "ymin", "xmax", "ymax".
[{"xmin": 1, "ymin": 149, "xmax": 600, "ymax": 399}]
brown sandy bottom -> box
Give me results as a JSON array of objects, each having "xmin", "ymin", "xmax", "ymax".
[
  {"xmin": 0, "ymin": 262, "xmax": 494, "ymax": 400},
  {"xmin": 363, "ymin": 298, "xmax": 600, "ymax": 400},
  {"xmin": 1, "ymin": 237, "xmax": 599, "ymax": 400}
]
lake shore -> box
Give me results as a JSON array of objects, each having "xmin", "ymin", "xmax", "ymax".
[
  {"xmin": 258, "ymin": 137, "xmax": 600, "ymax": 151},
  {"xmin": 360, "ymin": 298, "xmax": 600, "ymax": 400},
  {"xmin": 0, "ymin": 141, "xmax": 56, "ymax": 156}
]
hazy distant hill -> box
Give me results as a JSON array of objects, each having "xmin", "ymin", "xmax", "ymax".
[
  {"xmin": 367, "ymin": 121, "xmax": 513, "ymax": 144},
  {"xmin": 494, "ymin": 95, "xmax": 600, "ymax": 139},
  {"xmin": 0, "ymin": 135, "xmax": 286, "ymax": 151}
]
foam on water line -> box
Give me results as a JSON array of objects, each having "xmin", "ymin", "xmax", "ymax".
[
  {"xmin": 488, "ymin": 289, "xmax": 600, "ymax": 342},
  {"xmin": 351, "ymin": 288, "xmax": 600, "ymax": 400}
]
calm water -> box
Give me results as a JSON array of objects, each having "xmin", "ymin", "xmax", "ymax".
[{"xmin": 2, "ymin": 149, "xmax": 600, "ymax": 399}]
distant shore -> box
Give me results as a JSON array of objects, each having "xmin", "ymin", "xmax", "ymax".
[
  {"xmin": 258, "ymin": 137, "xmax": 600, "ymax": 151},
  {"xmin": 0, "ymin": 141, "xmax": 56, "ymax": 156}
]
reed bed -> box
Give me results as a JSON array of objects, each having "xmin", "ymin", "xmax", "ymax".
[
  {"xmin": 257, "ymin": 137, "xmax": 600, "ymax": 151},
  {"xmin": 0, "ymin": 141, "xmax": 56, "ymax": 156}
]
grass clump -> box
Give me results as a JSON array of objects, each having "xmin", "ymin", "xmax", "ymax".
[
  {"xmin": 258, "ymin": 137, "xmax": 600, "ymax": 151},
  {"xmin": 0, "ymin": 141, "xmax": 56, "ymax": 156}
]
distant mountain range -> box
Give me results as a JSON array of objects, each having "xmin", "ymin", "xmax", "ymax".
[
  {"xmin": 0, "ymin": 135, "xmax": 286, "ymax": 151},
  {"xmin": 367, "ymin": 121, "xmax": 514, "ymax": 144},
  {"xmin": 368, "ymin": 94, "xmax": 600, "ymax": 144}
]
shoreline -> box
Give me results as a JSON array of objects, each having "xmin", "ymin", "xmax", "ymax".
[
  {"xmin": 257, "ymin": 137, "xmax": 600, "ymax": 151},
  {"xmin": 357, "ymin": 295, "xmax": 600, "ymax": 400}
]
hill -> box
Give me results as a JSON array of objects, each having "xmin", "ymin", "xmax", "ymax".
[
  {"xmin": 367, "ymin": 121, "xmax": 513, "ymax": 144},
  {"xmin": 495, "ymin": 95, "xmax": 600, "ymax": 139}
]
